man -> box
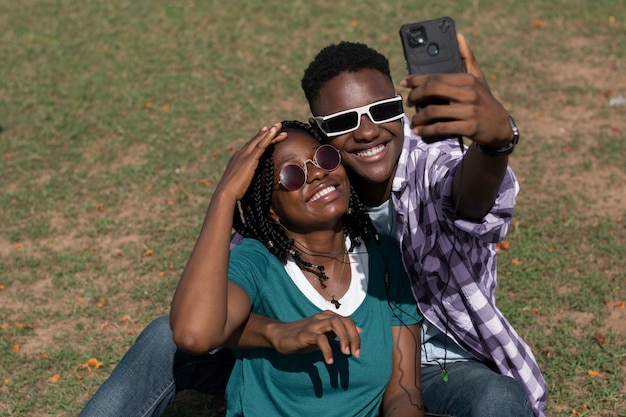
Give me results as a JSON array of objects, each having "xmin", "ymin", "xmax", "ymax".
[{"xmin": 79, "ymin": 34, "xmax": 546, "ymax": 417}]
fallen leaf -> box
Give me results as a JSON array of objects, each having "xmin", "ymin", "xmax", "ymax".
[
  {"xmin": 594, "ymin": 333, "xmax": 607, "ymax": 346},
  {"xmin": 86, "ymin": 358, "xmax": 103, "ymax": 368},
  {"xmin": 587, "ymin": 369, "xmax": 602, "ymax": 378},
  {"xmin": 12, "ymin": 344, "xmax": 20, "ymax": 353},
  {"xmin": 0, "ymin": 284, "xmax": 5, "ymax": 291},
  {"xmin": 496, "ymin": 241, "xmax": 509, "ymax": 252},
  {"xmin": 531, "ymin": 18, "xmax": 546, "ymax": 28},
  {"xmin": 50, "ymin": 374, "xmax": 61, "ymax": 383},
  {"xmin": 97, "ymin": 299, "xmax": 106, "ymax": 308},
  {"xmin": 614, "ymin": 301, "xmax": 625, "ymax": 308},
  {"xmin": 510, "ymin": 259, "xmax": 520, "ymax": 265},
  {"xmin": 145, "ymin": 249, "xmax": 154, "ymax": 256}
]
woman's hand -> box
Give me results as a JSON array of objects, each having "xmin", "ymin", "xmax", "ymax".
[
  {"xmin": 267, "ymin": 310, "xmax": 362, "ymax": 365},
  {"xmin": 214, "ymin": 123, "xmax": 287, "ymax": 202}
]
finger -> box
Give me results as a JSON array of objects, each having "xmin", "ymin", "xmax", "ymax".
[
  {"xmin": 329, "ymin": 316, "xmax": 361, "ymax": 357},
  {"xmin": 316, "ymin": 334, "xmax": 335, "ymax": 365},
  {"xmin": 457, "ymin": 33, "xmax": 485, "ymax": 82},
  {"xmin": 413, "ymin": 118, "xmax": 476, "ymax": 140}
]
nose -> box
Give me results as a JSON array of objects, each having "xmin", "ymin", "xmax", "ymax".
[
  {"xmin": 352, "ymin": 114, "xmax": 379, "ymax": 142},
  {"xmin": 305, "ymin": 160, "xmax": 327, "ymax": 183}
]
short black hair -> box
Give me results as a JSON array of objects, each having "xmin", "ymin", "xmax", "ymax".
[{"xmin": 301, "ymin": 41, "xmax": 393, "ymax": 106}]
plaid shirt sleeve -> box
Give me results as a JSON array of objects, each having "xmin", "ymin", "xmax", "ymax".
[{"xmin": 391, "ymin": 119, "xmax": 548, "ymax": 417}]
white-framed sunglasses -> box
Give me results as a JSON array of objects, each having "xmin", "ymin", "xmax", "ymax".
[{"xmin": 314, "ymin": 95, "xmax": 404, "ymax": 137}]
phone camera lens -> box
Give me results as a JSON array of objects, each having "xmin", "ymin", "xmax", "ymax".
[
  {"xmin": 427, "ymin": 43, "xmax": 439, "ymax": 56},
  {"xmin": 407, "ymin": 28, "xmax": 427, "ymax": 48}
]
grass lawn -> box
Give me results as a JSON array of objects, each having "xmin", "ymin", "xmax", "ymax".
[{"xmin": 1, "ymin": 1, "xmax": 625, "ymax": 416}]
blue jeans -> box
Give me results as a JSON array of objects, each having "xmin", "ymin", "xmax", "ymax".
[
  {"xmin": 421, "ymin": 361, "xmax": 533, "ymax": 417},
  {"xmin": 78, "ymin": 316, "xmax": 234, "ymax": 417},
  {"xmin": 78, "ymin": 316, "xmax": 533, "ymax": 417}
]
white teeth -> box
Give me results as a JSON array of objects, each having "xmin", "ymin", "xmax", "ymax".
[
  {"xmin": 356, "ymin": 144, "xmax": 385, "ymax": 157},
  {"xmin": 310, "ymin": 185, "xmax": 336, "ymax": 202}
]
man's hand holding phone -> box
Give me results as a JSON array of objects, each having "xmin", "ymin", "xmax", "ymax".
[{"xmin": 400, "ymin": 24, "xmax": 513, "ymax": 147}]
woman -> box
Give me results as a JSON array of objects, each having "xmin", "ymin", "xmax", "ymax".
[{"xmin": 170, "ymin": 121, "xmax": 423, "ymax": 417}]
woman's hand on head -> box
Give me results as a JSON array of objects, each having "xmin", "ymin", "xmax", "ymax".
[{"xmin": 214, "ymin": 123, "xmax": 287, "ymax": 201}]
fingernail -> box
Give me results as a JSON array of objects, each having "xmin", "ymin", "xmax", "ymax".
[
  {"xmin": 344, "ymin": 347, "xmax": 351, "ymax": 355},
  {"xmin": 327, "ymin": 357, "xmax": 334, "ymax": 365},
  {"xmin": 400, "ymin": 79, "xmax": 407, "ymax": 87},
  {"xmin": 354, "ymin": 349, "xmax": 360, "ymax": 358}
]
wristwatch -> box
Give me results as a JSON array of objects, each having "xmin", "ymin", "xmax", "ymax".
[{"xmin": 476, "ymin": 115, "xmax": 519, "ymax": 157}]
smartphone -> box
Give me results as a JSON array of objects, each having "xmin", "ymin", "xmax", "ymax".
[
  {"xmin": 399, "ymin": 16, "xmax": 464, "ymax": 142},
  {"xmin": 399, "ymin": 16, "xmax": 464, "ymax": 76}
]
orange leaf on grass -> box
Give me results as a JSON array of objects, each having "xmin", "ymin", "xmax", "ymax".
[
  {"xmin": 12, "ymin": 344, "xmax": 20, "ymax": 353},
  {"xmin": 510, "ymin": 259, "xmax": 520, "ymax": 265},
  {"xmin": 0, "ymin": 284, "xmax": 5, "ymax": 291},
  {"xmin": 614, "ymin": 301, "xmax": 625, "ymax": 308},
  {"xmin": 97, "ymin": 299, "xmax": 106, "ymax": 308},
  {"xmin": 86, "ymin": 358, "xmax": 103, "ymax": 368},
  {"xmin": 50, "ymin": 374, "xmax": 61, "ymax": 383},
  {"xmin": 587, "ymin": 369, "xmax": 602, "ymax": 378},
  {"xmin": 145, "ymin": 249, "xmax": 154, "ymax": 256},
  {"xmin": 531, "ymin": 18, "xmax": 546, "ymax": 28},
  {"xmin": 496, "ymin": 241, "xmax": 509, "ymax": 252}
]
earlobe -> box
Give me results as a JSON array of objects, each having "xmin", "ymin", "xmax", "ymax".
[{"xmin": 269, "ymin": 206, "xmax": 280, "ymax": 223}]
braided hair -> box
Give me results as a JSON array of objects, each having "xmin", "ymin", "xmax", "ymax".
[{"xmin": 232, "ymin": 120, "xmax": 378, "ymax": 277}]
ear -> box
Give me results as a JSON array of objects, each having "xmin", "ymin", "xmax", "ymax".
[
  {"xmin": 308, "ymin": 117, "xmax": 330, "ymax": 144},
  {"xmin": 269, "ymin": 205, "xmax": 280, "ymax": 223}
]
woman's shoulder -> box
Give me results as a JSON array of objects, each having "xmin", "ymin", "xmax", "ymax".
[{"xmin": 231, "ymin": 238, "xmax": 273, "ymax": 260}]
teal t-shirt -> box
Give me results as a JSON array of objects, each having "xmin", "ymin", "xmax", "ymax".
[{"xmin": 225, "ymin": 236, "xmax": 419, "ymax": 417}]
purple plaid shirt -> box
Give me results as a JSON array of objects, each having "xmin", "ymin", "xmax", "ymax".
[{"xmin": 391, "ymin": 120, "xmax": 547, "ymax": 416}]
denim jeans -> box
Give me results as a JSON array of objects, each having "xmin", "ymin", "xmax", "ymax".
[
  {"xmin": 421, "ymin": 361, "xmax": 533, "ymax": 417},
  {"xmin": 78, "ymin": 316, "xmax": 533, "ymax": 417},
  {"xmin": 78, "ymin": 316, "xmax": 235, "ymax": 417}
]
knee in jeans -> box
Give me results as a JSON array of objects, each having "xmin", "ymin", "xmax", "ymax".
[
  {"xmin": 474, "ymin": 375, "xmax": 531, "ymax": 416},
  {"xmin": 138, "ymin": 316, "xmax": 173, "ymax": 343}
]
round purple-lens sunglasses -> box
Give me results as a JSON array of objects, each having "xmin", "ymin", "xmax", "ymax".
[{"xmin": 278, "ymin": 144, "xmax": 342, "ymax": 191}]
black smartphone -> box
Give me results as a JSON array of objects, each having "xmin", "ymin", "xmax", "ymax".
[
  {"xmin": 399, "ymin": 16, "xmax": 464, "ymax": 142},
  {"xmin": 399, "ymin": 16, "xmax": 464, "ymax": 76}
]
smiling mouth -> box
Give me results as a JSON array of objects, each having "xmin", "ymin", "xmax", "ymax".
[
  {"xmin": 309, "ymin": 185, "xmax": 337, "ymax": 202},
  {"xmin": 355, "ymin": 143, "xmax": 385, "ymax": 158}
]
